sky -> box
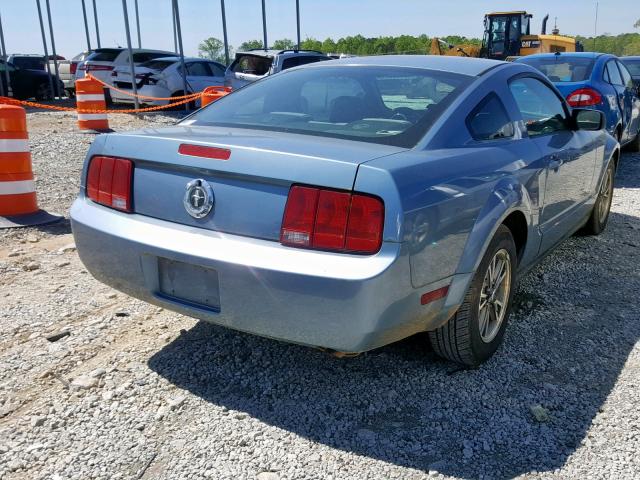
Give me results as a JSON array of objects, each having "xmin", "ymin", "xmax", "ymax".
[{"xmin": 1, "ymin": 0, "xmax": 638, "ymax": 59}]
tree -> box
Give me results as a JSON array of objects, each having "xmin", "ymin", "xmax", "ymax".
[
  {"xmin": 635, "ymin": 18, "xmax": 640, "ymax": 29},
  {"xmin": 272, "ymin": 38, "xmax": 296, "ymax": 50},
  {"xmin": 198, "ymin": 37, "xmax": 228, "ymax": 64},
  {"xmin": 238, "ymin": 40, "xmax": 263, "ymax": 51}
]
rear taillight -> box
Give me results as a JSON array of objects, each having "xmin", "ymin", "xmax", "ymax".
[
  {"xmin": 86, "ymin": 64, "xmax": 114, "ymax": 72},
  {"xmin": 280, "ymin": 185, "xmax": 384, "ymax": 254},
  {"xmin": 566, "ymin": 88, "xmax": 602, "ymax": 107},
  {"xmin": 86, "ymin": 156, "xmax": 133, "ymax": 212},
  {"xmin": 70, "ymin": 62, "xmax": 78, "ymax": 75}
]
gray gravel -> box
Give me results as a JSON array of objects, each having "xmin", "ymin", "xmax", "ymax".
[{"xmin": 1, "ymin": 111, "xmax": 639, "ymax": 480}]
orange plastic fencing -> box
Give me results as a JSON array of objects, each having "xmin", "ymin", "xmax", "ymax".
[
  {"xmin": 76, "ymin": 77, "xmax": 109, "ymax": 131},
  {"xmin": 0, "ymin": 105, "xmax": 38, "ymax": 216}
]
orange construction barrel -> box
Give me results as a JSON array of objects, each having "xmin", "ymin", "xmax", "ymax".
[
  {"xmin": 0, "ymin": 105, "xmax": 61, "ymax": 228},
  {"xmin": 201, "ymin": 86, "xmax": 232, "ymax": 107},
  {"xmin": 76, "ymin": 77, "xmax": 110, "ymax": 132}
]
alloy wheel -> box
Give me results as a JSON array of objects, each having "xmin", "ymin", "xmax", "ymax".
[{"xmin": 478, "ymin": 248, "xmax": 512, "ymax": 343}]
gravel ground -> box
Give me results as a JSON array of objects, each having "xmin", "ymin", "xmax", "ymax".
[{"xmin": 1, "ymin": 111, "xmax": 639, "ymax": 480}]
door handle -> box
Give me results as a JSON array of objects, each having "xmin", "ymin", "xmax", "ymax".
[{"xmin": 549, "ymin": 155, "xmax": 563, "ymax": 171}]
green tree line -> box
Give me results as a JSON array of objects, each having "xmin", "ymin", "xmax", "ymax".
[{"xmin": 199, "ymin": 31, "xmax": 640, "ymax": 65}]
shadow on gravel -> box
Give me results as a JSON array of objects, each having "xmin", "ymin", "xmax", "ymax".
[
  {"xmin": 615, "ymin": 150, "xmax": 640, "ymax": 188},
  {"xmin": 32, "ymin": 217, "xmax": 72, "ymax": 236},
  {"xmin": 149, "ymin": 173, "xmax": 640, "ymax": 478}
]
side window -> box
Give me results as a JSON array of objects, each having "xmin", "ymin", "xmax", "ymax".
[
  {"xmin": 617, "ymin": 61, "xmax": 634, "ymax": 89},
  {"xmin": 186, "ymin": 62, "xmax": 211, "ymax": 76},
  {"xmin": 605, "ymin": 61, "xmax": 623, "ymax": 86},
  {"xmin": 509, "ymin": 77, "xmax": 569, "ymax": 137},
  {"xmin": 208, "ymin": 63, "xmax": 225, "ymax": 77},
  {"xmin": 281, "ymin": 57, "xmax": 299, "ymax": 70},
  {"xmin": 467, "ymin": 94, "xmax": 515, "ymax": 141}
]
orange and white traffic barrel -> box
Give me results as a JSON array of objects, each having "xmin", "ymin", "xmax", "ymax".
[
  {"xmin": 0, "ymin": 105, "xmax": 60, "ymax": 228},
  {"xmin": 201, "ymin": 86, "xmax": 232, "ymax": 107},
  {"xmin": 75, "ymin": 77, "xmax": 110, "ymax": 132}
]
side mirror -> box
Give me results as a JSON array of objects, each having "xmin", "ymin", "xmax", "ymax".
[{"xmin": 573, "ymin": 109, "xmax": 604, "ymax": 131}]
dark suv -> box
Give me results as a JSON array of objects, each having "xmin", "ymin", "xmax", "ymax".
[{"xmin": 0, "ymin": 59, "xmax": 63, "ymax": 100}]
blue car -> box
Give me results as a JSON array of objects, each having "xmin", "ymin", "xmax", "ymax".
[
  {"xmin": 516, "ymin": 52, "xmax": 640, "ymax": 151},
  {"xmin": 71, "ymin": 56, "xmax": 618, "ymax": 366}
]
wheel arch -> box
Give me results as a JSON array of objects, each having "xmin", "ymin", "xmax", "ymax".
[{"xmin": 443, "ymin": 179, "xmax": 534, "ymax": 310}]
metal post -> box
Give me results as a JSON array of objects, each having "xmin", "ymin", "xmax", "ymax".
[
  {"xmin": 36, "ymin": 0, "xmax": 55, "ymax": 99},
  {"xmin": 44, "ymin": 0, "xmax": 61, "ymax": 98},
  {"xmin": 295, "ymin": 0, "xmax": 301, "ymax": 50},
  {"xmin": 80, "ymin": 0, "xmax": 92, "ymax": 51},
  {"xmin": 0, "ymin": 13, "xmax": 8, "ymax": 97},
  {"xmin": 220, "ymin": 0, "xmax": 230, "ymax": 65},
  {"xmin": 134, "ymin": 0, "xmax": 141, "ymax": 48},
  {"xmin": 92, "ymin": 0, "xmax": 101, "ymax": 48},
  {"xmin": 261, "ymin": 0, "xmax": 268, "ymax": 49},
  {"xmin": 172, "ymin": 0, "xmax": 189, "ymax": 110},
  {"xmin": 121, "ymin": 0, "xmax": 139, "ymax": 110},
  {"xmin": 172, "ymin": 7, "xmax": 178, "ymax": 53}
]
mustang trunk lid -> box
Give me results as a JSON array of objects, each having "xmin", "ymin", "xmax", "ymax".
[{"xmin": 101, "ymin": 125, "xmax": 404, "ymax": 241}]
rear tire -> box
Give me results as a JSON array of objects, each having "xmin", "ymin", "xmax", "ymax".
[
  {"xmin": 429, "ymin": 225, "xmax": 517, "ymax": 367},
  {"xmin": 170, "ymin": 91, "xmax": 195, "ymax": 111},
  {"xmin": 582, "ymin": 161, "xmax": 615, "ymax": 235},
  {"xmin": 34, "ymin": 82, "xmax": 52, "ymax": 101}
]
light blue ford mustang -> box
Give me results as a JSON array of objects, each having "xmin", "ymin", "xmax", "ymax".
[{"xmin": 71, "ymin": 56, "xmax": 618, "ymax": 366}]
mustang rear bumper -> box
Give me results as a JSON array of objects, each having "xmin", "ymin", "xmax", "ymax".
[{"xmin": 70, "ymin": 198, "xmax": 458, "ymax": 352}]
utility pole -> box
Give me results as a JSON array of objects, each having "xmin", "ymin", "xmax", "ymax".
[
  {"xmin": 80, "ymin": 0, "xmax": 92, "ymax": 51},
  {"xmin": 92, "ymin": 0, "xmax": 101, "ymax": 48},
  {"xmin": 121, "ymin": 0, "xmax": 139, "ymax": 110},
  {"xmin": 172, "ymin": 0, "xmax": 189, "ymax": 111},
  {"xmin": 134, "ymin": 0, "xmax": 141, "ymax": 48},
  {"xmin": 296, "ymin": 0, "xmax": 301, "ymax": 50},
  {"xmin": 594, "ymin": 2, "xmax": 599, "ymax": 51},
  {"xmin": 36, "ymin": 0, "xmax": 55, "ymax": 99},
  {"xmin": 0, "ymin": 13, "xmax": 8, "ymax": 97},
  {"xmin": 220, "ymin": 0, "xmax": 230, "ymax": 65},
  {"xmin": 44, "ymin": 0, "xmax": 61, "ymax": 98},
  {"xmin": 261, "ymin": 0, "xmax": 268, "ymax": 50}
]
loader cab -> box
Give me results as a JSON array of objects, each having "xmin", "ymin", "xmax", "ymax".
[{"xmin": 482, "ymin": 12, "xmax": 532, "ymax": 60}]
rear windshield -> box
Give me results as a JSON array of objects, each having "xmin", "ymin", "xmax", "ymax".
[
  {"xmin": 621, "ymin": 59, "xmax": 640, "ymax": 77},
  {"xmin": 231, "ymin": 54, "xmax": 273, "ymax": 76},
  {"xmin": 86, "ymin": 49, "xmax": 122, "ymax": 62},
  {"xmin": 187, "ymin": 66, "xmax": 472, "ymax": 148},
  {"xmin": 140, "ymin": 59, "xmax": 175, "ymax": 71},
  {"xmin": 12, "ymin": 57, "xmax": 45, "ymax": 70},
  {"xmin": 518, "ymin": 56, "xmax": 595, "ymax": 82}
]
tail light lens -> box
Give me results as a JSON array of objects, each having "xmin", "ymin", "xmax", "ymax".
[
  {"xmin": 86, "ymin": 156, "xmax": 133, "ymax": 212},
  {"xmin": 566, "ymin": 88, "xmax": 602, "ymax": 107},
  {"xmin": 281, "ymin": 185, "xmax": 384, "ymax": 254},
  {"xmin": 86, "ymin": 64, "xmax": 114, "ymax": 72},
  {"xmin": 70, "ymin": 62, "xmax": 78, "ymax": 75}
]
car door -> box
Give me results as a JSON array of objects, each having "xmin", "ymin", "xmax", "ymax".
[
  {"xmin": 604, "ymin": 59, "xmax": 630, "ymax": 142},
  {"xmin": 508, "ymin": 76, "xmax": 597, "ymax": 253},
  {"xmin": 617, "ymin": 60, "xmax": 640, "ymax": 141},
  {"xmin": 185, "ymin": 61, "xmax": 213, "ymax": 92},
  {"xmin": 204, "ymin": 62, "xmax": 226, "ymax": 86}
]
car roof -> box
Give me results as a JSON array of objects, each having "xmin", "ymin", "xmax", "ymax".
[
  {"xmin": 620, "ymin": 56, "xmax": 640, "ymax": 61},
  {"xmin": 305, "ymin": 55, "xmax": 504, "ymax": 77},
  {"xmin": 518, "ymin": 52, "xmax": 610, "ymax": 60},
  {"xmin": 236, "ymin": 49, "xmax": 325, "ymax": 58}
]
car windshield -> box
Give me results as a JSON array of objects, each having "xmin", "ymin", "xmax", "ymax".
[
  {"xmin": 140, "ymin": 59, "xmax": 175, "ymax": 71},
  {"xmin": 518, "ymin": 56, "xmax": 595, "ymax": 82},
  {"xmin": 13, "ymin": 57, "xmax": 45, "ymax": 70},
  {"xmin": 87, "ymin": 49, "xmax": 122, "ymax": 62},
  {"xmin": 621, "ymin": 59, "xmax": 640, "ymax": 77},
  {"xmin": 231, "ymin": 54, "xmax": 273, "ymax": 76},
  {"xmin": 187, "ymin": 66, "xmax": 472, "ymax": 148}
]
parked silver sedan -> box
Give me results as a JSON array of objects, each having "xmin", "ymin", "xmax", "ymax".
[{"xmin": 71, "ymin": 55, "xmax": 618, "ymax": 366}]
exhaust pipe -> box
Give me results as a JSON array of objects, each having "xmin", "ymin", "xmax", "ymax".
[{"xmin": 541, "ymin": 14, "xmax": 549, "ymax": 34}]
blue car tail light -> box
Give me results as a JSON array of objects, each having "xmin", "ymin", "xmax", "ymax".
[
  {"xmin": 86, "ymin": 156, "xmax": 133, "ymax": 212},
  {"xmin": 566, "ymin": 87, "xmax": 602, "ymax": 107},
  {"xmin": 280, "ymin": 185, "xmax": 384, "ymax": 255}
]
